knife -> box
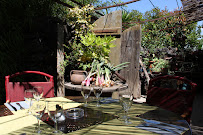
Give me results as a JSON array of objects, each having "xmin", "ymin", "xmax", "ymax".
[{"xmin": 8, "ymin": 102, "xmax": 17, "ymax": 111}]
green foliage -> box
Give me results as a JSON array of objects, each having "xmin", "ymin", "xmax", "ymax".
[
  {"xmin": 122, "ymin": 8, "xmax": 202, "ymax": 70},
  {"xmin": 79, "ymin": 32, "xmax": 116, "ymax": 70},
  {"xmin": 80, "ymin": 32, "xmax": 116, "ymax": 59},
  {"xmin": 62, "ymin": 31, "xmax": 116, "ymax": 72},
  {"xmin": 151, "ymin": 58, "xmax": 169, "ymax": 72},
  {"xmin": 122, "ymin": 10, "xmax": 144, "ymax": 30},
  {"xmin": 66, "ymin": 5, "xmax": 95, "ymax": 37},
  {"xmin": 142, "ymin": 8, "xmax": 202, "ymax": 52},
  {"xmin": 63, "ymin": 5, "xmax": 117, "ymax": 72}
]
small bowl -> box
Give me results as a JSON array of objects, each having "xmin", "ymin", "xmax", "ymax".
[{"xmin": 66, "ymin": 108, "xmax": 84, "ymax": 119}]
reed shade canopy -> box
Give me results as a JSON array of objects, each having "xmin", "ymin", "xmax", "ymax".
[{"xmin": 181, "ymin": 0, "xmax": 203, "ymax": 22}]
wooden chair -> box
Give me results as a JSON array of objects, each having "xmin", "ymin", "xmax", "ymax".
[
  {"xmin": 5, "ymin": 71, "xmax": 55, "ymax": 102},
  {"xmin": 146, "ymin": 75, "xmax": 197, "ymax": 123}
]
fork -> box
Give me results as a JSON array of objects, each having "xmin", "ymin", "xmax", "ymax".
[{"xmin": 16, "ymin": 103, "xmax": 24, "ymax": 110}]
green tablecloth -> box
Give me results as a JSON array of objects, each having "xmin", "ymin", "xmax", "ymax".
[
  {"xmin": 1, "ymin": 97, "xmax": 188, "ymax": 135},
  {"xmin": 68, "ymin": 101, "xmax": 186, "ymax": 135}
]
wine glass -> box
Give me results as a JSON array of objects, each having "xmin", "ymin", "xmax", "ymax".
[
  {"xmin": 119, "ymin": 90, "xmax": 133, "ymax": 125},
  {"xmin": 48, "ymin": 103, "xmax": 65, "ymax": 133},
  {"xmin": 31, "ymin": 102, "xmax": 46, "ymax": 133},
  {"xmin": 24, "ymin": 89, "xmax": 36, "ymax": 114},
  {"xmin": 33, "ymin": 86, "xmax": 44, "ymax": 108},
  {"xmin": 93, "ymin": 85, "xmax": 103, "ymax": 107},
  {"xmin": 81, "ymin": 85, "xmax": 92, "ymax": 107}
]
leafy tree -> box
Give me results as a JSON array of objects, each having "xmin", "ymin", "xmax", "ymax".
[{"xmin": 122, "ymin": 8, "xmax": 202, "ymax": 72}]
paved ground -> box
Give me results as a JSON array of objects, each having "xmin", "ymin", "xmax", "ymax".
[
  {"xmin": 191, "ymin": 90, "xmax": 203, "ymax": 134},
  {"xmin": 191, "ymin": 90, "xmax": 203, "ymax": 126}
]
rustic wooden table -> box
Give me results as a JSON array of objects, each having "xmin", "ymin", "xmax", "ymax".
[{"xmin": 64, "ymin": 82, "xmax": 128, "ymax": 92}]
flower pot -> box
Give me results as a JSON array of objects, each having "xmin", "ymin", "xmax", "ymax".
[{"xmin": 70, "ymin": 70, "xmax": 88, "ymax": 85}]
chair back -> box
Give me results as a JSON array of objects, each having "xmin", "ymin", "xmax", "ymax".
[
  {"xmin": 146, "ymin": 75, "xmax": 197, "ymax": 122},
  {"xmin": 5, "ymin": 71, "xmax": 55, "ymax": 102}
]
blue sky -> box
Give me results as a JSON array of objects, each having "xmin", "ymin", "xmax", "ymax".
[
  {"xmin": 111, "ymin": 0, "xmax": 183, "ymax": 13},
  {"xmin": 104, "ymin": 0, "xmax": 203, "ymax": 34}
]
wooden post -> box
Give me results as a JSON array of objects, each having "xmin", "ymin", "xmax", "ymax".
[
  {"xmin": 120, "ymin": 25, "xmax": 141, "ymax": 98},
  {"xmin": 57, "ymin": 23, "xmax": 65, "ymax": 97}
]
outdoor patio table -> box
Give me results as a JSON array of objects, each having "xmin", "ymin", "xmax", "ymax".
[{"xmin": 0, "ymin": 96, "xmax": 190, "ymax": 134}]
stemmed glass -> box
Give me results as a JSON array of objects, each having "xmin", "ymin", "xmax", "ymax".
[
  {"xmin": 81, "ymin": 85, "xmax": 92, "ymax": 107},
  {"xmin": 93, "ymin": 85, "xmax": 103, "ymax": 107},
  {"xmin": 48, "ymin": 103, "xmax": 65, "ymax": 133},
  {"xmin": 33, "ymin": 86, "xmax": 44, "ymax": 108},
  {"xmin": 24, "ymin": 89, "xmax": 36, "ymax": 114},
  {"xmin": 119, "ymin": 90, "xmax": 133, "ymax": 125},
  {"xmin": 31, "ymin": 102, "xmax": 46, "ymax": 133}
]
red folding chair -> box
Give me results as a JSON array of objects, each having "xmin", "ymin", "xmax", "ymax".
[
  {"xmin": 146, "ymin": 75, "xmax": 197, "ymax": 123},
  {"xmin": 5, "ymin": 71, "xmax": 55, "ymax": 102}
]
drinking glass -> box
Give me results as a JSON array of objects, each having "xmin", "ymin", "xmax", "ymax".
[
  {"xmin": 31, "ymin": 102, "xmax": 46, "ymax": 133},
  {"xmin": 24, "ymin": 89, "xmax": 36, "ymax": 114},
  {"xmin": 119, "ymin": 91, "xmax": 133, "ymax": 124},
  {"xmin": 81, "ymin": 85, "xmax": 92, "ymax": 107},
  {"xmin": 93, "ymin": 85, "xmax": 103, "ymax": 107},
  {"xmin": 48, "ymin": 103, "xmax": 65, "ymax": 133},
  {"xmin": 33, "ymin": 86, "xmax": 44, "ymax": 108}
]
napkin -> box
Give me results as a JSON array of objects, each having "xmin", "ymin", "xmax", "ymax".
[
  {"xmin": 100, "ymin": 97, "xmax": 119, "ymax": 104},
  {"xmin": 4, "ymin": 97, "xmax": 82, "ymax": 112},
  {"xmin": 4, "ymin": 101, "xmax": 29, "ymax": 112},
  {"xmin": 45, "ymin": 97, "xmax": 82, "ymax": 111},
  {"xmin": 136, "ymin": 119, "xmax": 189, "ymax": 135},
  {"xmin": 1, "ymin": 97, "xmax": 82, "ymax": 134}
]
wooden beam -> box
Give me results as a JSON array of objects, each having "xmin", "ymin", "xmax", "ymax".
[
  {"xmin": 95, "ymin": 0, "xmax": 140, "ymax": 10},
  {"xmin": 122, "ymin": 11, "xmax": 182, "ymax": 24},
  {"xmin": 93, "ymin": 29, "xmax": 118, "ymax": 33},
  {"xmin": 69, "ymin": 0, "xmax": 83, "ymax": 7},
  {"xmin": 54, "ymin": 0, "xmax": 74, "ymax": 8}
]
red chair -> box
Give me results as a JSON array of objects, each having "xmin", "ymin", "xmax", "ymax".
[
  {"xmin": 146, "ymin": 75, "xmax": 197, "ymax": 123},
  {"xmin": 5, "ymin": 71, "xmax": 55, "ymax": 102}
]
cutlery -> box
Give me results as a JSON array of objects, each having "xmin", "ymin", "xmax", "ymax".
[
  {"xmin": 8, "ymin": 102, "xmax": 17, "ymax": 111},
  {"xmin": 16, "ymin": 103, "xmax": 24, "ymax": 110}
]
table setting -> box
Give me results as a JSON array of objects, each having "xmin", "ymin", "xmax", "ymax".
[
  {"xmin": 1, "ymin": 91, "xmax": 82, "ymax": 134},
  {"xmin": 0, "ymin": 84, "xmax": 191, "ymax": 135}
]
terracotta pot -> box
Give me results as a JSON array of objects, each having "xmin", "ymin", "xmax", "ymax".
[{"xmin": 70, "ymin": 70, "xmax": 88, "ymax": 85}]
